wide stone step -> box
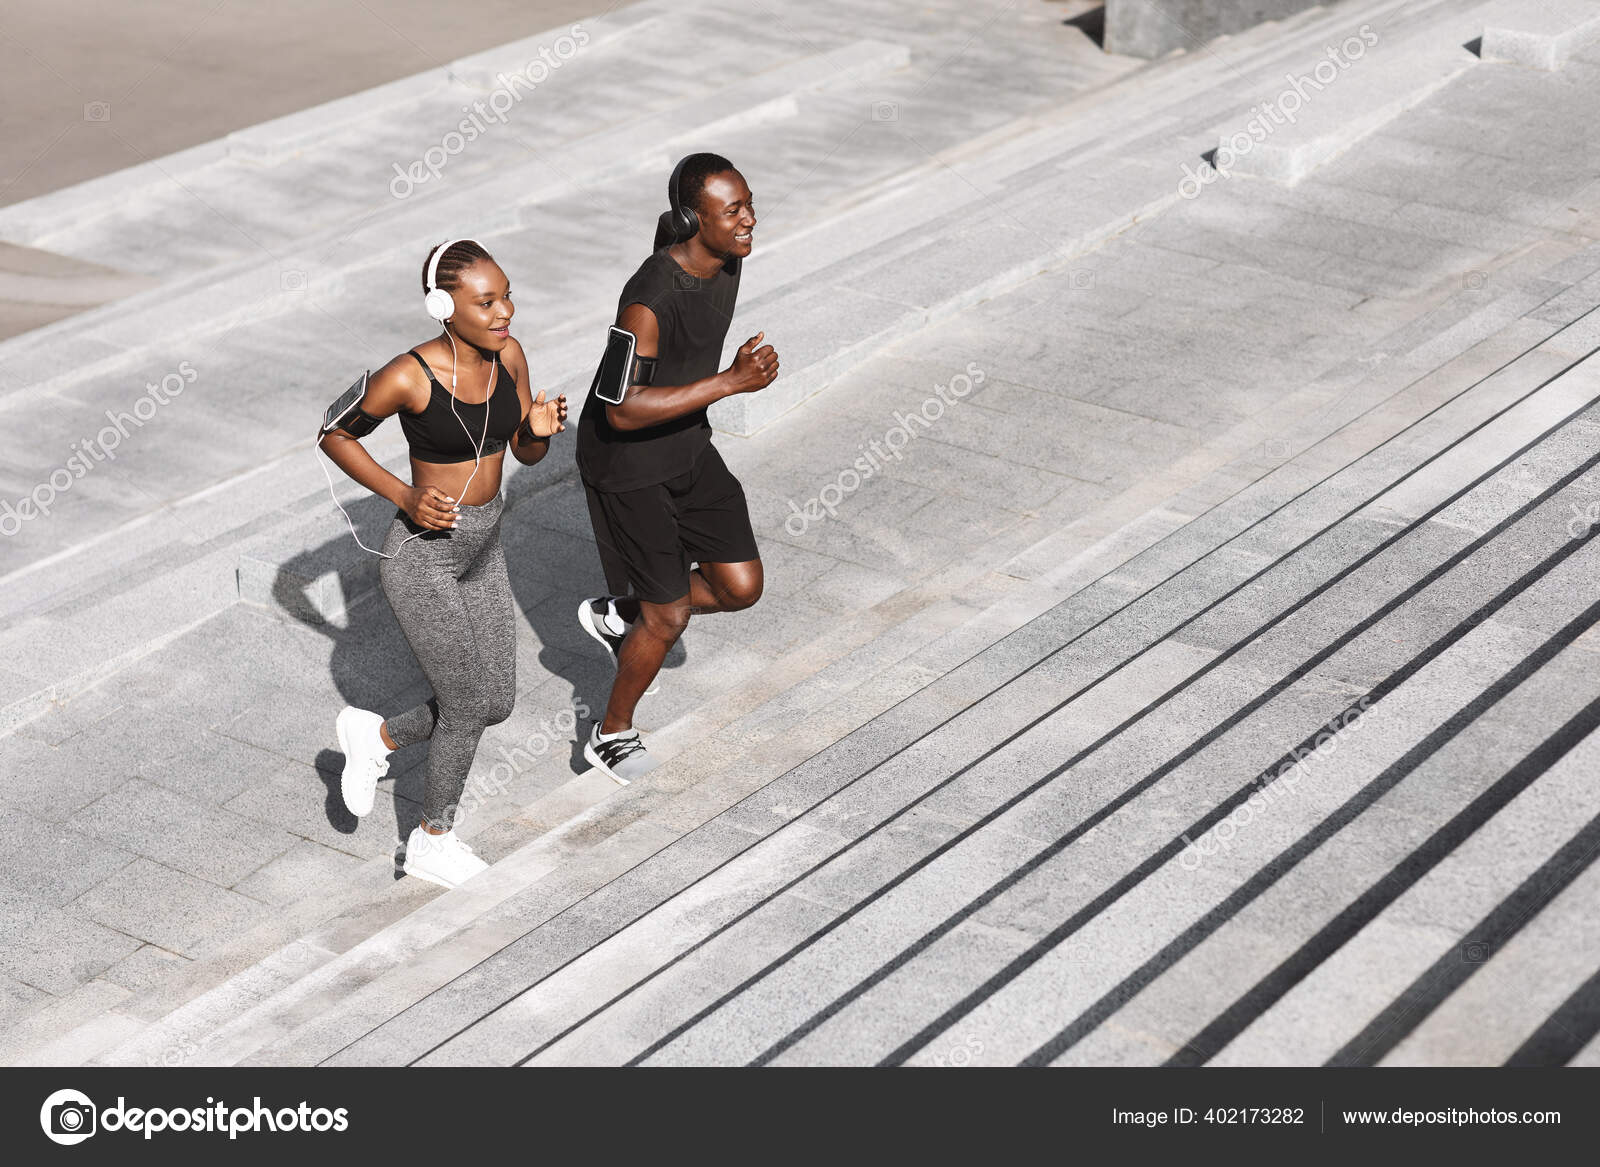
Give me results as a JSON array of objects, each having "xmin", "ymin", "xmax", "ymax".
[
  {"xmin": 984, "ymin": 591, "xmax": 1600, "ymax": 1068},
  {"xmin": 0, "ymin": 0, "xmax": 1420, "ymax": 437},
  {"xmin": 0, "ymin": 13, "xmax": 663, "ymax": 250},
  {"xmin": 451, "ymin": 406, "xmax": 1600, "ymax": 1064},
  {"xmin": 1061, "ymin": 707, "xmax": 1600, "ymax": 1066},
  {"xmin": 1391, "ymin": 848, "xmax": 1600, "ymax": 1067},
  {"xmin": 73, "ymin": 589, "xmax": 1003, "ymax": 1069},
  {"xmin": 514, "ymin": 408, "xmax": 1600, "ymax": 1065},
  {"xmin": 290, "ymin": 350, "xmax": 1600, "ymax": 1066},
  {"xmin": 1213, "ymin": 1, "xmax": 1499, "ymax": 185},
  {"xmin": 0, "ymin": 37, "xmax": 916, "ymax": 408},
  {"xmin": 1481, "ymin": 0, "xmax": 1600, "ymax": 71},
  {"xmin": 0, "ymin": 7, "xmax": 790, "ymax": 270},
  {"xmin": 1347, "ymin": 781, "xmax": 1600, "ymax": 1067},
  {"xmin": 1200, "ymin": 640, "xmax": 1600, "ymax": 1067}
]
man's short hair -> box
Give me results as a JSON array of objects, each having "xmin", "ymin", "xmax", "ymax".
[{"xmin": 674, "ymin": 152, "xmax": 736, "ymax": 215}]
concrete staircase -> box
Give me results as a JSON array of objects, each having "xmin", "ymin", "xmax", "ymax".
[
  {"xmin": 7, "ymin": 0, "xmax": 1600, "ymax": 1065},
  {"xmin": 57, "ymin": 274, "xmax": 1600, "ymax": 1068}
]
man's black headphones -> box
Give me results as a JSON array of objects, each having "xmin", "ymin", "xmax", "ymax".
[{"xmin": 657, "ymin": 155, "xmax": 699, "ymax": 245}]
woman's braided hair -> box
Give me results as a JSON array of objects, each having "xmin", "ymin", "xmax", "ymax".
[{"xmin": 420, "ymin": 239, "xmax": 494, "ymax": 294}]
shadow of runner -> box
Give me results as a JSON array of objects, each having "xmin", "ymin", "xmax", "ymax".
[
  {"xmin": 496, "ymin": 459, "xmax": 689, "ymax": 762},
  {"xmin": 266, "ymin": 491, "xmax": 430, "ymax": 872},
  {"xmin": 266, "ymin": 458, "xmax": 686, "ymax": 861}
]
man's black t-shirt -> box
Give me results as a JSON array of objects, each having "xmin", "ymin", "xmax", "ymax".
[{"xmin": 576, "ymin": 248, "xmax": 741, "ymax": 492}]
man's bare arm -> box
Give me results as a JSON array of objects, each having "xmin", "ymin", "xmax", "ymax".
[{"xmin": 603, "ymin": 303, "xmax": 778, "ymax": 431}]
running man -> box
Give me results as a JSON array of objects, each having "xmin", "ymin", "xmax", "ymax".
[{"xmin": 575, "ymin": 153, "xmax": 778, "ymax": 783}]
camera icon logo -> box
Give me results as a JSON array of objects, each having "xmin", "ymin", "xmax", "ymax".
[
  {"xmin": 83, "ymin": 101, "xmax": 111, "ymax": 122},
  {"xmin": 280, "ymin": 269, "xmax": 308, "ymax": 293},
  {"xmin": 40, "ymin": 1088, "xmax": 97, "ymax": 1145},
  {"xmin": 871, "ymin": 101, "xmax": 898, "ymax": 122}
]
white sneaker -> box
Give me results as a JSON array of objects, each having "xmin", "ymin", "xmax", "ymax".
[
  {"xmin": 578, "ymin": 596, "xmax": 659, "ymax": 696},
  {"xmin": 336, "ymin": 706, "xmax": 390, "ymax": 817},
  {"xmin": 402, "ymin": 826, "xmax": 488, "ymax": 889}
]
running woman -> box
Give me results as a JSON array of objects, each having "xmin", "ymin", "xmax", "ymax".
[
  {"xmin": 319, "ymin": 239, "xmax": 567, "ymax": 888},
  {"xmin": 576, "ymin": 153, "xmax": 778, "ymax": 784}
]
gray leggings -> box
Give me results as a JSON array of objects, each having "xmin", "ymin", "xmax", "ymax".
[{"xmin": 378, "ymin": 492, "xmax": 515, "ymax": 830}]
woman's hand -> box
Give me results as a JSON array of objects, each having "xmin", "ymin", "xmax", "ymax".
[
  {"xmin": 401, "ymin": 484, "xmax": 459, "ymax": 530},
  {"xmin": 521, "ymin": 390, "xmax": 568, "ymax": 439}
]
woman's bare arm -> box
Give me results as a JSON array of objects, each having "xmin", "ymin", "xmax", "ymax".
[
  {"xmin": 317, "ymin": 355, "xmax": 458, "ymax": 529},
  {"xmin": 503, "ymin": 337, "xmax": 565, "ymax": 465}
]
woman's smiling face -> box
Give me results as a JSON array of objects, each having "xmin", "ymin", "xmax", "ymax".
[{"xmin": 446, "ymin": 260, "xmax": 514, "ymax": 351}]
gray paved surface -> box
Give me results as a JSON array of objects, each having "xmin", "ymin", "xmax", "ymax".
[
  {"xmin": 0, "ymin": 0, "xmax": 614, "ymax": 340},
  {"xmin": 4, "ymin": 0, "xmax": 1600, "ymax": 1066},
  {"xmin": 0, "ymin": 0, "xmax": 609, "ymax": 206}
]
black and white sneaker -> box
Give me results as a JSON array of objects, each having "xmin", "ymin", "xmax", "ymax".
[
  {"xmin": 578, "ymin": 596, "xmax": 659, "ymax": 695},
  {"xmin": 583, "ymin": 723, "xmax": 658, "ymax": 786}
]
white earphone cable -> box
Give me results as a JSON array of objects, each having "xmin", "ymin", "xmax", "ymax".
[
  {"xmin": 315, "ymin": 434, "xmax": 427, "ymax": 560},
  {"xmin": 445, "ymin": 325, "xmax": 494, "ymax": 506},
  {"xmin": 318, "ymin": 240, "xmax": 498, "ymax": 559}
]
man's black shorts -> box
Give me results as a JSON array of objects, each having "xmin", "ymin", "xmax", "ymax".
[{"xmin": 583, "ymin": 442, "xmax": 759, "ymax": 604}]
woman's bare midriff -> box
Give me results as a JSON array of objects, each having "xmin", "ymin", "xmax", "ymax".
[{"xmin": 411, "ymin": 449, "xmax": 506, "ymax": 507}]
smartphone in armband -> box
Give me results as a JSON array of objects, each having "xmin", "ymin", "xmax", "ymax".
[
  {"xmin": 316, "ymin": 368, "xmax": 414, "ymax": 560},
  {"xmin": 590, "ymin": 326, "xmax": 637, "ymax": 407},
  {"xmin": 321, "ymin": 371, "xmax": 372, "ymax": 437}
]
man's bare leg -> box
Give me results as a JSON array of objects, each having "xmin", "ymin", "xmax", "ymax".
[{"xmin": 600, "ymin": 559, "xmax": 763, "ymax": 733}]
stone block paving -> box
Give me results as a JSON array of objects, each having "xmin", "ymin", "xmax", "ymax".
[
  {"xmin": 433, "ymin": 370, "xmax": 1600, "ymax": 1068},
  {"xmin": 5, "ymin": 1, "xmax": 1600, "ymax": 1053},
  {"xmin": 0, "ymin": 0, "xmax": 1133, "ymax": 579},
  {"xmin": 302, "ymin": 29, "xmax": 1600, "ymax": 1067}
]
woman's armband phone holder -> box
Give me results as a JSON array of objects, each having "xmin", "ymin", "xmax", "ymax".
[{"xmin": 321, "ymin": 370, "xmax": 383, "ymax": 437}]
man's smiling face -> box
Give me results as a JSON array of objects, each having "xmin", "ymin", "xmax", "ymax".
[{"xmin": 695, "ymin": 170, "xmax": 756, "ymax": 258}]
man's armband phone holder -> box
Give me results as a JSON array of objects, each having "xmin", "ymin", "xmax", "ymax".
[{"xmin": 591, "ymin": 326, "xmax": 657, "ymax": 406}]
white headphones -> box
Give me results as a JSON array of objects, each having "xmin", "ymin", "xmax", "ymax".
[{"xmin": 425, "ymin": 238, "xmax": 476, "ymax": 322}]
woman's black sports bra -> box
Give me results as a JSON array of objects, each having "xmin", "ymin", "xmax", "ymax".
[{"xmin": 400, "ymin": 349, "xmax": 521, "ymax": 463}]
